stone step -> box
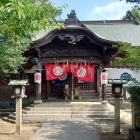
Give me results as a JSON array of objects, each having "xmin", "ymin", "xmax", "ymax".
[
  {"xmin": 3, "ymin": 102, "xmax": 114, "ymax": 124},
  {"xmin": 0, "ymin": 108, "xmax": 15, "ymax": 112},
  {"xmin": 22, "ymin": 110, "xmax": 113, "ymax": 115},
  {"xmin": 3, "ymin": 117, "xmax": 16, "ymax": 124},
  {"xmin": 30, "ymin": 102, "xmax": 104, "ymax": 107},
  {"xmin": 8, "ymin": 114, "xmax": 16, "ymax": 120},
  {"xmin": 23, "ymin": 118, "xmax": 114, "ymax": 124},
  {"xmin": 4, "ymin": 113, "xmax": 114, "ymax": 124},
  {"xmin": 0, "ymin": 112, "xmax": 14, "ymax": 116},
  {"xmin": 29, "ymin": 105, "xmax": 105, "ymax": 108},
  {"xmin": 22, "ymin": 114, "xmax": 114, "ymax": 118},
  {"xmin": 0, "ymin": 108, "xmax": 15, "ymax": 115},
  {"xmin": 22, "ymin": 114, "xmax": 114, "ymax": 122},
  {"xmin": 25, "ymin": 107, "xmax": 110, "ymax": 111}
]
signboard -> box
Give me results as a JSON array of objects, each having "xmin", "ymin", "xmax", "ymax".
[
  {"xmin": 8, "ymin": 80, "xmax": 29, "ymax": 86},
  {"xmin": 108, "ymin": 79, "xmax": 128, "ymax": 84}
]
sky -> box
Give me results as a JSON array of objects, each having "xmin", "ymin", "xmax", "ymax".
[{"xmin": 52, "ymin": 0, "xmax": 135, "ymax": 21}]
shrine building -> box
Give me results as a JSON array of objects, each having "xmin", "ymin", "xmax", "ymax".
[{"xmin": 1, "ymin": 10, "xmax": 140, "ymax": 105}]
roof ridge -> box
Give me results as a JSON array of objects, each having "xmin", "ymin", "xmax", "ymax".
[{"xmin": 81, "ymin": 20, "xmax": 137, "ymax": 25}]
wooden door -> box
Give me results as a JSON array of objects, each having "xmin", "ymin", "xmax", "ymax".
[{"xmin": 49, "ymin": 82, "xmax": 64, "ymax": 98}]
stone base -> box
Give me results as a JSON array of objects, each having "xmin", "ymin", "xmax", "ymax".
[
  {"xmin": 101, "ymin": 100, "xmax": 108, "ymax": 104},
  {"xmin": 34, "ymin": 100, "xmax": 43, "ymax": 104},
  {"xmin": 129, "ymin": 128, "xmax": 140, "ymax": 140}
]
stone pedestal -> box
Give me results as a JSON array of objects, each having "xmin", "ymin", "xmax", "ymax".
[
  {"xmin": 101, "ymin": 100, "xmax": 108, "ymax": 104},
  {"xmin": 34, "ymin": 100, "xmax": 42, "ymax": 104}
]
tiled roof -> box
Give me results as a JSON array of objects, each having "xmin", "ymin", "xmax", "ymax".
[
  {"xmin": 84, "ymin": 22, "xmax": 140, "ymax": 46},
  {"xmin": 33, "ymin": 20, "xmax": 140, "ymax": 46}
]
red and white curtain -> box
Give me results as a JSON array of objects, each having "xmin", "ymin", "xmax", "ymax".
[
  {"xmin": 71, "ymin": 63, "xmax": 95, "ymax": 82},
  {"xmin": 45, "ymin": 63, "xmax": 70, "ymax": 80},
  {"xmin": 45, "ymin": 63, "xmax": 95, "ymax": 82}
]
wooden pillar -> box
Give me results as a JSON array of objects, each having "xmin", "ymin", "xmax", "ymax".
[
  {"xmin": 96, "ymin": 64, "xmax": 101, "ymax": 94},
  {"xmin": 34, "ymin": 82, "xmax": 42, "ymax": 103},
  {"xmin": 102, "ymin": 84, "xmax": 107, "ymax": 101},
  {"xmin": 36, "ymin": 83, "xmax": 42, "ymax": 100},
  {"xmin": 46, "ymin": 80, "xmax": 50, "ymax": 99},
  {"xmin": 100, "ymin": 68, "xmax": 108, "ymax": 104},
  {"xmin": 71, "ymin": 75, "xmax": 74, "ymax": 100},
  {"xmin": 34, "ymin": 60, "xmax": 42, "ymax": 104}
]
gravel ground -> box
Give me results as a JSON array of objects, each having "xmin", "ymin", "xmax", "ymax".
[
  {"xmin": 94, "ymin": 119, "xmax": 131, "ymax": 140},
  {"xmin": 0, "ymin": 117, "xmax": 42, "ymax": 140},
  {"xmin": 0, "ymin": 117, "xmax": 131, "ymax": 140},
  {"xmin": 95, "ymin": 101, "xmax": 132, "ymax": 140}
]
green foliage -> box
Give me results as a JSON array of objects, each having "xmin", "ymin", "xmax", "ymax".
[
  {"xmin": 122, "ymin": 5, "xmax": 140, "ymax": 24},
  {"xmin": 120, "ymin": 0, "xmax": 140, "ymax": 118},
  {"xmin": 0, "ymin": 0, "xmax": 65, "ymax": 41},
  {"xmin": 0, "ymin": 37, "xmax": 28, "ymax": 76},
  {"xmin": 0, "ymin": 0, "xmax": 65, "ymax": 75},
  {"xmin": 126, "ymin": 77, "xmax": 140, "ymax": 117},
  {"xmin": 113, "ymin": 42, "xmax": 140, "ymax": 70},
  {"xmin": 126, "ymin": 78, "xmax": 140, "ymax": 102},
  {"xmin": 122, "ymin": 0, "xmax": 140, "ymax": 24},
  {"xmin": 121, "ymin": 0, "xmax": 140, "ymax": 4},
  {"xmin": 125, "ymin": 0, "xmax": 140, "ymax": 4}
]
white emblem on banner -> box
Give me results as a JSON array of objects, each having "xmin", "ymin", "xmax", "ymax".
[
  {"xmin": 53, "ymin": 66, "xmax": 63, "ymax": 76},
  {"xmin": 77, "ymin": 67, "xmax": 86, "ymax": 77},
  {"xmin": 58, "ymin": 74, "xmax": 67, "ymax": 80}
]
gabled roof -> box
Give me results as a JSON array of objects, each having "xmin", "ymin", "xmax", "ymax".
[
  {"xmin": 82, "ymin": 20, "xmax": 140, "ymax": 46},
  {"xmin": 32, "ymin": 10, "xmax": 140, "ymax": 46}
]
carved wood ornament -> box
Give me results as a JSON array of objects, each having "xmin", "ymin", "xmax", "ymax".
[{"xmin": 64, "ymin": 10, "xmax": 81, "ymax": 26}]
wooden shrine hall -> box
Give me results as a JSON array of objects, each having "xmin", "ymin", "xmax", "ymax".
[
  {"xmin": 1, "ymin": 10, "xmax": 140, "ymax": 104},
  {"xmin": 29, "ymin": 10, "xmax": 117, "ymax": 103}
]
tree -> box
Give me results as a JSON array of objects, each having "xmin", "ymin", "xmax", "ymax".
[
  {"xmin": 0, "ymin": 0, "xmax": 65, "ymax": 76},
  {"xmin": 113, "ymin": 42, "xmax": 140, "ymax": 70},
  {"xmin": 122, "ymin": 5, "xmax": 140, "ymax": 23},
  {"xmin": 125, "ymin": 0, "xmax": 140, "ymax": 3},
  {"xmin": 114, "ymin": 1, "xmax": 140, "ymax": 70},
  {"xmin": 122, "ymin": 0, "xmax": 140, "ymax": 23}
]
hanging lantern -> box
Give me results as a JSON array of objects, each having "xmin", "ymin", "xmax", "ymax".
[
  {"xmin": 101, "ymin": 71, "xmax": 107, "ymax": 85},
  {"xmin": 34, "ymin": 72, "xmax": 41, "ymax": 84}
]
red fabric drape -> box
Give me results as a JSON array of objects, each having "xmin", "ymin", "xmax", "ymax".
[
  {"xmin": 45, "ymin": 63, "xmax": 71, "ymax": 80},
  {"xmin": 45, "ymin": 63, "xmax": 95, "ymax": 82},
  {"xmin": 72, "ymin": 64, "xmax": 95, "ymax": 82}
]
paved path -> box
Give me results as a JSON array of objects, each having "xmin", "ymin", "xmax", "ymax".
[{"xmin": 29, "ymin": 120, "xmax": 100, "ymax": 140}]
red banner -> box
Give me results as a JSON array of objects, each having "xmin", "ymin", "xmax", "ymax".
[
  {"xmin": 45, "ymin": 63, "xmax": 71, "ymax": 80},
  {"xmin": 45, "ymin": 63, "xmax": 95, "ymax": 82},
  {"xmin": 72, "ymin": 64, "xmax": 95, "ymax": 82}
]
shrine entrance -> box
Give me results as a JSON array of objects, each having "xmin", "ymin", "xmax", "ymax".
[
  {"xmin": 49, "ymin": 83, "xmax": 64, "ymax": 98},
  {"xmin": 46, "ymin": 66, "xmax": 97, "ymax": 99},
  {"xmin": 49, "ymin": 72, "xmax": 72, "ymax": 98}
]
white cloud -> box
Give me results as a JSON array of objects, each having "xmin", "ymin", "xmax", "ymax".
[{"xmin": 87, "ymin": 1, "xmax": 134, "ymax": 20}]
